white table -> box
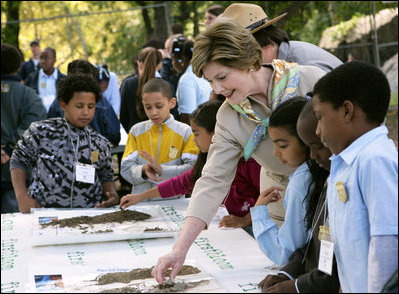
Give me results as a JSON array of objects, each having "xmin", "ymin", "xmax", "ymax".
[{"xmin": 1, "ymin": 199, "xmax": 279, "ymax": 293}]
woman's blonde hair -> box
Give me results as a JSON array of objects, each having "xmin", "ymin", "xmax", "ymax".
[{"xmin": 192, "ymin": 18, "xmax": 262, "ymax": 78}]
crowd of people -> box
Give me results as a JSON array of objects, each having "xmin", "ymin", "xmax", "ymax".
[{"xmin": 1, "ymin": 2, "xmax": 397, "ymax": 293}]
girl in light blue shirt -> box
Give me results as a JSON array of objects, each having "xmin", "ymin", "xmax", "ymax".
[{"xmin": 251, "ymin": 97, "xmax": 329, "ymax": 266}]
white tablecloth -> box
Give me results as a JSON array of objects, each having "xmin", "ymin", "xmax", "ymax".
[{"xmin": 1, "ymin": 198, "xmax": 279, "ymax": 293}]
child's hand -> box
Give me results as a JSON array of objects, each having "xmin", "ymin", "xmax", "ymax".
[
  {"xmin": 255, "ymin": 186, "xmax": 284, "ymax": 206},
  {"xmin": 18, "ymin": 194, "xmax": 42, "ymax": 213},
  {"xmin": 258, "ymin": 274, "xmax": 290, "ymax": 292},
  {"xmin": 119, "ymin": 194, "xmax": 145, "ymax": 209},
  {"xmin": 141, "ymin": 151, "xmax": 163, "ymax": 181},
  {"xmin": 218, "ymin": 215, "xmax": 249, "ymax": 228},
  {"xmin": 142, "ymin": 164, "xmax": 164, "ymax": 181},
  {"xmin": 95, "ymin": 192, "xmax": 119, "ymax": 208}
]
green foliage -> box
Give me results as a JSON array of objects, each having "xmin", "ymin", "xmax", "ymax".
[
  {"xmin": 1, "ymin": 1, "xmax": 397, "ymax": 79},
  {"xmin": 330, "ymin": 13, "xmax": 363, "ymax": 42},
  {"xmin": 391, "ymin": 92, "xmax": 398, "ymax": 107}
]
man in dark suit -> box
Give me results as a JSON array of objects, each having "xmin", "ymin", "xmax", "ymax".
[{"xmin": 18, "ymin": 40, "xmax": 41, "ymax": 83}]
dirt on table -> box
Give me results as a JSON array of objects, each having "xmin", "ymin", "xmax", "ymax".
[
  {"xmin": 144, "ymin": 227, "xmax": 164, "ymax": 232},
  {"xmin": 100, "ymin": 280, "xmax": 208, "ymax": 293},
  {"xmin": 40, "ymin": 210, "xmax": 151, "ymax": 228},
  {"xmin": 95, "ymin": 265, "xmax": 201, "ymax": 286}
]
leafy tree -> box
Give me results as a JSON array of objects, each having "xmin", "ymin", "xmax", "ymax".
[
  {"xmin": 1, "ymin": 1, "xmax": 397, "ymax": 78},
  {"xmin": 1, "ymin": 1, "xmax": 22, "ymax": 55}
]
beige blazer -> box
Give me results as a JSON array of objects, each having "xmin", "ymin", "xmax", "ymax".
[{"xmin": 186, "ymin": 64, "xmax": 326, "ymax": 227}]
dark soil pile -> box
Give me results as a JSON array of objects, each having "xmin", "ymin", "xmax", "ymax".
[
  {"xmin": 144, "ymin": 227, "xmax": 163, "ymax": 232},
  {"xmin": 100, "ymin": 280, "xmax": 207, "ymax": 293},
  {"xmin": 41, "ymin": 210, "xmax": 151, "ymax": 228},
  {"xmin": 96, "ymin": 265, "xmax": 200, "ymax": 285}
]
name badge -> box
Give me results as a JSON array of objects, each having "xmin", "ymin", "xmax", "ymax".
[
  {"xmin": 91, "ymin": 150, "xmax": 99, "ymax": 163},
  {"xmin": 318, "ymin": 225, "xmax": 330, "ymax": 241},
  {"xmin": 169, "ymin": 146, "xmax": 178, "ymax": 159},
  {"xmin": 336, "ymin": 181, "xmax": 348, "ymax": 203},
  {"xmin": 75, "ymin": 163, "xmax": 95, "ymax": 184},
  {"xmin": 318, "ymin": 240, "xmax": 334, "ymax": 275}
]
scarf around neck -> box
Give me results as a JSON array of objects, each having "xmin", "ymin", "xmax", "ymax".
[{"xmin": 229, "ymin": 59, "xmax": 300, "ymax": 160}]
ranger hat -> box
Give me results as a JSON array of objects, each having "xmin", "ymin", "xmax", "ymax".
[{"xmin": 220, "ymin": 3, "xmax": 287, "ymax": 34}]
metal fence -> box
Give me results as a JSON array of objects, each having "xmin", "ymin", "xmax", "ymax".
[
  {"xmin": 320, "ymin": 3, "xmax": 398, "ymax": 68},
  {"xmin": 323, "ymin": 41, "xmax": 397, "ymax": 67}
]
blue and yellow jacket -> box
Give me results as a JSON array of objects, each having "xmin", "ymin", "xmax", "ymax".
[{"xmin": 121, "ymin": 115, "xmax": 198, "ymax": 195}]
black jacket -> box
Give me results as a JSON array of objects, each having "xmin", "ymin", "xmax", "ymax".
[
  {"xmin": 1, "ymin": 75, "xmax": 47, "ymax": 185},
  {"xmin": 25, "ymin": 68, "xmax": 66, "ymax": 95},
  {"xmin": 280, "ymin": 185, "xmax": 340, "ymax": 292},
  {"xmin": 18, "ymin": 58, "xmax": 40, "ymax": 81},
  {"xmin": 119, "ymin": 75, "xmax": 179, "ymax": 134}
]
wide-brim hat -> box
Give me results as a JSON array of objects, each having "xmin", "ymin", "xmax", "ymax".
[{"xmin": 219, "ymin": 3, "xmax": 287, "ymax": 34}]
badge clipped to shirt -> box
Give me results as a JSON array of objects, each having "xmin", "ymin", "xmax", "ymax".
[
  {"xmin": 336, "ymin": 181, "xmax": 348, "ymax": 203},
  {"xmin": 169, "ymin": 146, "xmax": 178, "ymax": 159},
  {"xmin": 91, "ymin": 150, "xmax": 99, "ymax": 163},
  {"xmin": 41, "ymin": 82, "xmax": 46, "ymax": 89},
  {"xmin": 318, "ymin": 224, "xmax": 334, "ymax": 276},
  {"xmin": 75, "ymin": 163, "xmax": 95, "ymax": 184}
]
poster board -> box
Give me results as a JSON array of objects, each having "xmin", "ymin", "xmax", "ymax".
[
  {"xmin": 31, "ymin": 206, "xmax": 179, "ymax": 246},
  {"xmin": 25, "ymin": 260, "xmax": 226, "ymax": 293}
]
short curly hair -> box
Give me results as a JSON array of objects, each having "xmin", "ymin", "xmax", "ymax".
[
  {"xmin": 1, "ymin": 43, "xmax": 22, "ymax": 75},
  {"xmin": 67, "ymin": 59, "xmax": 99, "ymax": 78},
  {"xmin": 191, "ymin": 18, "xmax": 262, "ymax": 78},
  {"xmin": 57, "ymin": 73, "xmax": 102, "ymax": 105},
  {"xmin": 313, "ymin": 60, "xmax": 390, "ymax": 125}
]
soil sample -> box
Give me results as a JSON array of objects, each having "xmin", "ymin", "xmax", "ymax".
[
  {"xmin": 144, "ymin": 227, "xmax": 164, "ymax": 232},
  {"xmin": 95, "ymin": 265, "xmax": 200, "ymax": 285},
  {"xmin": 100, "ymin": 280, "xmax": 207, "ymax": 293},
  {"xmin": 40, "ymin": 210, "xmax": 151, "ymax": 229}
]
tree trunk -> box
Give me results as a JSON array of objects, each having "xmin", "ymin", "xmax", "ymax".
[
  {"xmin": 277, "ymin": 1, "xmax": 308, "ymax": 28},
  {"xmin": 70, "ymin": 16, "xmax": 88, "ymax": 59},
  {"xmin": 4, "ymin": 1, "xmax": 21, "ymax": 56},
  {"xmin": 176, "ymin": 1, "xmax": 189, "ymax": 28},
  {"xmin": 192, "ymin": 1, "xmax": 199, "ymax": 37},
  {"xmin": 153, "ymin": 1, "xmax": 169, "ymax": 42},
  {"xmin": 136, "ymin": 1, "xmax": 153, "ymax": 39},
  {"xmin": 63, "ymin": 5, "xmax": 88, "ymax": 59},
  {"xmin": 328, "ymin": 1, "xmax": 338, "ymax": 26}
]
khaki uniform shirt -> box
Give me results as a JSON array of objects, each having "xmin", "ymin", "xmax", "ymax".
[{"xmin": 186, "ymin": 64, "xmax": 327, "ymax": 227}]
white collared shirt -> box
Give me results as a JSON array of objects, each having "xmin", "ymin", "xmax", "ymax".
[{"xmin": 38, "ymin": 68, "xmax": 58, "ymax": 112}]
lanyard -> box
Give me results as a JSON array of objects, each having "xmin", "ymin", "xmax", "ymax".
[
  {"xmin": 301, "ymin": 185, "xmax": 328, "ymax": 263},
  {"xmin": 64, "ymin": 118, "xmax": 80, "ymax": 162},
  {"xmin": 64, "ymin": 118, "xmax": 93, "ymax": 164},
  {"xmin": 63, "ymin": 118, "xmax": 93, "ymax": 207}
]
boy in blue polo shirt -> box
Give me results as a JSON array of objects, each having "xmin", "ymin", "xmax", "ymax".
[{"xmin": 312, "ymin": 60, "xmax": 398, "ymax": 293}]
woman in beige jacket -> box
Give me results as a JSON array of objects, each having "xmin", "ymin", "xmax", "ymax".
[{"xmin": 152, "ymin": 18, "xmax": 326, "ymax": 284}]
